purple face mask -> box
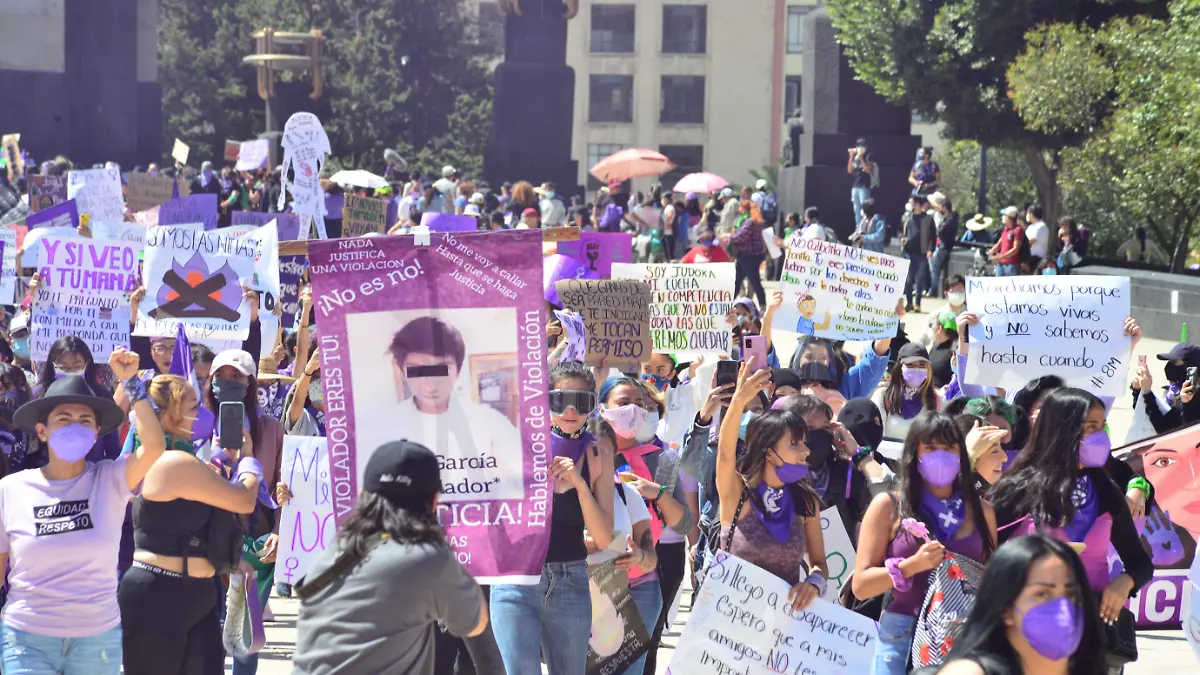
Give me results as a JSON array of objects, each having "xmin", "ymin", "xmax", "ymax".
[
  {"xmin": 48, "ymin": 424, "xmax": 97, "ymax": 463},
  {"xmin": 902, "ymin": 368, "xmax": 929, "ymax": 387},
  {"xmin": 1077, "ymin": 429, "xmax": 1111, "ymax": 468},
  {"xmin": 771, "ymin": 452, "xmax": 809, "ymax": 483},
  {"xmin": 1019, "ymin": 596, "xmax": 1083, "ymax": 661},
  {"xmin": 917, "ymin": 448, "xmax": 961, "ymax": 488}
]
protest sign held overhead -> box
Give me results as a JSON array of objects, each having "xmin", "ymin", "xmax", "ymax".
[
  {"xmin": 556, "ymin": 232, "xmax": 633, "ymax": 279},
  {"xmin": 2, "ymin": 134, "xmax": 22, "ymax": 182},
  {"xmin": 278, "ymin": 112, "xmax": 331, "ymax": 240},
  {"xmin": 308, "ymin": 229, "xmax": 551, "ymax": 583},
  {"xmin": 37, "ymin": 236, "xmax": 139, "ymax": 300},
  {"xmin": 158, "ymin": 194, "xmax": 218, "ymax": 231},
  {"xmin": 172, "ymin": 138, "xmax": 190, "ymax": 165},
  {"xmin": 552, "ymin": 309, "xmax": 587, "ymax": 363},
  {"xmin": 555, "ymin": 279, "xmax": 651, "ymax": 369},
  {"xmin": 126, "ymin": 173, "xmax": 188, "ymax": 213},
  {"xmin": 0, "ymin": 228, "xmax": 16, "ymax": 303},
  {"xmin": 67, "ymin": 168, "xmax": 124, "ymax": 223},
  {"xmin": 612, "ymin": 262, "xmax": 735, "ymax": 357},
  {"xmin": 28, "ymin": 175, "xmax": 67, "ymax": 213},
  {"xmin": 235, "ymin": 139, "xmax": 270, "ymax": 171},
  {"xmin": 25, "ymin": 199, "xmax": 78, "ymax": 231},
  {"xmin": 671, "ymin": 551, "xmax": 878, "ymax": 675},
  {"xmin": 31, "ymin": 288, "xmax": 129, "ymax": 362},
  {"xmin": 342, "ymin": 194, "xmax": 388, "ymax": 237},
  {"xmin": 233, "ymin": 210, "xmax": 302, "ymax": 241},
  {"xmin": 965, "ymin": 275, "xmax": 1131, "ymax": 396},
  {"xmin": 775, "ymin": 240, "xmax": 908, "ymax": 341},
  {"xmin": 275, "ymin": 437, "xmax": 334, "ymax": 587}
]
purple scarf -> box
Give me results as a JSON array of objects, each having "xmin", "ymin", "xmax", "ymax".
[
  {"xmin": 900, "ymin": 391, "xmax": 925, "ymax": 419},
  {"xmin": 1064, "ymin": 474, "xmax": 1100, "ymax": 541},
  {"xmin": 752, "ymin": 482, "xmax": 794, "ymax": 543},
  {"xmin": 920, "ymin": 489, "xmax": 965, "ymax": 543},
  {"xmin": 551, "ymin": 429, "xmax": 593, "ymax": 462}
]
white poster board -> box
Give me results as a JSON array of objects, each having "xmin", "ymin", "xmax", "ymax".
[
  {"xmin": 275, "ymin": 437, "xmax": 334, "ymax": 586},
  {"xmin": 817, "ymin": 507, "xmax": 856, "ymax": 602},
  {"xmin": 611, "ymin": 262, "xmax": 735, "ymax": 358},
  {"xmin": 0, "ymin": 226, "xmax": 16, "ymax": 304},
  {"xmin": 66, "ymin": 168, "xmax": 125, "ymax": 223},
  {"xmin": 30, "ymin": 288, "xmax": 129, "ymax": 361}
]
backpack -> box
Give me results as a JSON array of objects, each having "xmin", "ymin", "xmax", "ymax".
[
  {"xmin": 187, "ymin": 507, "xmax": 245, "ymax": 575},
  {"xmin": 910, "ymin": 553, "xmax": 986, "ymax": 669},
  {"xmin": 761, "ymin": 193, "xmax": 779, "ymax": 226}
]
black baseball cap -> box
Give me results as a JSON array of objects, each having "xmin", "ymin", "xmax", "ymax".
[
  {"xmin": 363, "ymin": 441, "xmax": 442, "ymax": 500},
  {"xmin": 898, "ymin": 343, "xmax": 931, "ymax": 365},
  {"xmin": 1157, "ymin": 342, "xmax": 1200, "ymax": 365}
]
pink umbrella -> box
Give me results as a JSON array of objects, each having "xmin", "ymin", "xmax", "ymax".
[
  {"xmin": 589, "ymin": 148, "xmax": 675, "ymax": 183},
  {"xmin": 672, "ymin": 172, "xmax": 729, "ymax": 195}
]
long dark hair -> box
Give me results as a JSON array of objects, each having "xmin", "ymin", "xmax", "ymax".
[
  {"xmin": 788, "ymin": 336, "xmax": 845, "ymax": 389},
  {"xmin": 740, "ymin": 409, "xmax": 821, "ymax": 517},
  {"xmin": 898, "ymin": 411, "xmax": 995, "ymax": 556},
  {"xmin": 686, "ymin": 196, "xmax": 702, "ymax": 218},
  {"xmin": 990, "ymin": 388, "xmax": 1116, "ymax": 528},
  {"xmin": 944, "ymin": 535, "xmax": 1105, "ymax": 675},
  {"xmin": 338, "ymin": 492, "xmax": 446, "ymax": 557},
  {"xmin": 882, "ymin": 361, "xmax": 937, "ymax": 415},
  {"xmin": 1012, "ymin": 375, "xmax": 1063, "ymax": 415},
  {"xmin": 36, "ymin": 336, "xmax": 110, "ymax": 398}
]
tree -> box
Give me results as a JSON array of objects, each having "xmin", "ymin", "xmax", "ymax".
[
  {"xmin": 1008, "ymin": 1, "xmax": 1200, "ymax": 271},
  {"xmin": 824, "ymin": 0, "xmax": 1169, "ymax": 224},
  {"xmin": 937, "ymin": 141, "xmax": 1036, "ymax": 220}
]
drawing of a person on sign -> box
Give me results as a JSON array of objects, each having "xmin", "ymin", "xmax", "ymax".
[
  {"xmin": 795, "ymin": 293, "xmax": 831, "ymax": 335},
  {"xmin": 384, "ymin": 314, "xmax": 522, "ymax": 502}
]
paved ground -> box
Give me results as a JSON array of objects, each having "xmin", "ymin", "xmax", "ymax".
[{"xmin": 237, "ymin": 293, "xmax": 1199, "ymax": 673}]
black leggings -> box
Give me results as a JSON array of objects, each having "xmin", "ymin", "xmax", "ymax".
[
  {"xmin": 734, "ymin": 254, "xmax": 767, "ymax": 308},
  {"xmin": 118, "ymin": 563, "xmax": 224, "ymax": 675},
  {"xmin": 643, "ymin": 541, "xmax": 687, "ymax": 675}
]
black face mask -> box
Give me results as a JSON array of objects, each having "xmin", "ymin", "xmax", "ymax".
[
  {"xmin": 805, "ymin": 428, "xmax": 836, "ymax": 471},
  {"xmin": 212, "ymin": 379, "xmax": 248, "ymax": 404},
  {"xmin": 1165, "ymin": 363, "xmax": 1188, "ymax": 384}
]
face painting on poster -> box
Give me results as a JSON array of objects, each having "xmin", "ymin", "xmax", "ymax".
[{"xmin": 308, "ymin": 230, "xmax": 551, "ymax": 584}]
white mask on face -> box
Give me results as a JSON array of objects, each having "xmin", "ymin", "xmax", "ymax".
[
  {"xmin": 947, "ymin": 291, "xmax": 966, "ymax": 308},
  {"xmin": 635, "ymin": 411, "xmax": 660, "ymax": 443}
]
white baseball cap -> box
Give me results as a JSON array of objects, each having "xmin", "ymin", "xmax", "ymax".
[
  {"xmin": 1002, "ymin": 206, "xmax": 1019, "ymax": 219},
  {"xmin": 755, "ymin": 179, "xmax": 768, "ymax": 190},
  {"xmin": 211, "ymin": 349, "xmax": 257, "ymax": 378},
  {"xmin": 442, "ymin": 165, "xmax": 457, "ymax": 177}
]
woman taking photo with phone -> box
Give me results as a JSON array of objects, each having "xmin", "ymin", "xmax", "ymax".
[
  {"xmin": 119, "ymin": 373, "xmax": 264, "ymax": 674},
  {"xmin": 0, "ymin": 348, "xmax": 164, "ymax": 674}
]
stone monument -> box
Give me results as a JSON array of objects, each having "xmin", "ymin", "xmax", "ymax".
[
  {"xmin": 777, "ymin": 7, "xmax": 921, "ymax": 239},
  {"xmin": 484, "ymin": 0, "xmax": 580, "ymax": 194}
]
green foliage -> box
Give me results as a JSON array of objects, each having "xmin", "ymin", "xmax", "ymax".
[
  {"xmin": 748, "ymin": 165, "xmax": 780, "ymax": 191},
  {"xmin": 938, "ymin": 141, "xmax": 1037, "ymax": 219}
]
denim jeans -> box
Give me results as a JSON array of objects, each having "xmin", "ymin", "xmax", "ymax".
[
  {"xmin": 903, "ymin": 256, "xmax": 930, "ymax": 308},
  {"xmin": 995, "ymin": 263, "xmax": 1019, "ymax": 277},
  {"xmin": 851, "ymin": 186, "xmax": 872, "ymax": 225},
  {"xmin": 628, "ymin": 579, "xmax": 663, "ymax": 675},
  {"xmin": 491, "ymin": 561, "xmax": 592, "ymax": 675},
  {"xmin": 929, "ymin": 246, "xmax": 950, "ymax": 296},
  {"xmin": 873, "ymin": 611, "xmax": 916, "ymax": 675},
  {"xmin": 1, "ymin": 624, "xmax": 122, "ymax": 675}
]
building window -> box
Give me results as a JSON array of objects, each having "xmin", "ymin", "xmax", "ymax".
[
  {"xmin": 591, "ymin": 5, "xmax": 636, "ymax": 54},
  {"xmin": 662, "ymin": 5, "xmax": 706, "ymax": 54},
  {"xmin": 587, "ymin": 143, "xmax": 625, "ymax": 190},
  {"xmin": 477, "ymin": 2, "xmax": 505, "ymax": 57},
  {"xmin": 785, "ymin": 75, "xmax": 802, "ymax": 118},
  {"xmin": 660, "ymin": 76, "xmax": 705, "ymax": 124},
  {"xmin": 589, "ymin": 75, "xmax": 634, "ymax": 123},
  {"xmin": 787, "ymin": 6, "xmax": 810, "ymax": 53},
  {"xmin": 659, "ymin": 145, "xmax": 704, "ymax": 192}
]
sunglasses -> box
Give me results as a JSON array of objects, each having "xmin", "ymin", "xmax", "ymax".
[{"xmin": 549, "ymin": 389, "xmax": 597, "ymax": 416}]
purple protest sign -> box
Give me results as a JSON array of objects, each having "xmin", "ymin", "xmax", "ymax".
[
  {"xmin": 25, "ymin": 199, "xmax": 78, "ymax": 231},
  {"xmin": 543, "ymin": 253, "xmax": 593, "ymax": 307},
  {"xmin": 421, "ymin": 212, "xmax": 478, "ymax": 232},
  {"xmin": 555, "ymin": 232, "xmax": 633, "ymax": 279},
  {"xmin": 235, "ymin": 139, "xmax": 270, "ymax": 171},
  {"xmin": 232, "ymin": 211, "xmax": 301, "ymax": 241},
  {"xmin": 159, "ymin": 194, "xmax": 218, "ymax": 231},
  {"xmin": 28, "ymin": 176, "xmax": 67, "ymax": 213},
  {"xmin": 309, "ymin": 230, "xmax": 551, "ymax": 584}
]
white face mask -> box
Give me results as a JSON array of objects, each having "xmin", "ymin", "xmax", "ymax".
[
  {"xmin": 634, "ymin": 411, "xmax": 660, "ymax": 443},
  {"xmin": 947, "ymin": 291, "xmax": 966, "ymax": 308}
]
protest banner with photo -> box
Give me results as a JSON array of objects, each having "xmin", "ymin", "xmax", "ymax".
[
  {"xmin": 819, "ymin": 507, "xmax": 856, "ymax": 602},
  {"xmin": 586, "ymin": 561, "xmax": 651, "ymax": 675},
  {"xmin": 67, "ymin": 168, "xmax": 125, "ymax": 223},
  {"xmin": 612, "ymin": 262, "xmax": 735, "ymax": 357},
  {"xmin": 25, "ymin": 199, "xmax": 78, "ymax": 231},
  {"xmin": 421, "ymin": 212, "xmax": 477, "ymax": 232},
  {"xmin": 173, "ymin": 138, "xmax": 190, "ymax": 165},
  {"xmin": 774, "ymin": 240, "xmax": 909, "ymax": 341},
  {"xmin": 28, "ymin": 175, "xmax": 67, "ymax": 213},
  {"xmin": 342, "ymin": 194, "xmax": 388, "ymax": 237},
  {"xmin": 556, "ymin": 232, "xmax": 633, "ymax": 279},
  {"xmin": 274, "ymin": 437, "xmax": 334, "ymax": 587},
  {"xmin": 126, "ymin": 173, "xmax": 188, "ymax": 213},
  {"xmin": 158, "ymin": 194, "xmax": 219, "ymax": 231},
  {"xmin": 37, "ymin": 236, "xmax": 139, "ymax": 300},
  {"xmin": 308, "ymin": 229, "xmax": 550, "ymax": 583},
  {"xmin": 964, "ymin": 275, "xmax": 1131, "ymax": 396},
  {"xmin": 136, "ymin": 222, "xmax": 279, "ymax": 340},
  {"xmin": 552, "ymin": 309, "xmax": 587, "ymax": 363},
  {"xmin": 670, "ymin": 551, "xmax": 878, "ymax": 675},
  {"xmin": 555, "ymin": 279, "xmax": 651, "ymax": 369},
  {"xmin": 236, "ymin": 139, "xmax": 270, "ymax": 171},
  {"xmin": 30, "ymin": 288, "xmax": 129, "ymax": 361}
]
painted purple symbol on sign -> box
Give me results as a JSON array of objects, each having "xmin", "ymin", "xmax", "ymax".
[{"xmin": 151, "ymin": 251, "xmax": 242, "ymax": 321}]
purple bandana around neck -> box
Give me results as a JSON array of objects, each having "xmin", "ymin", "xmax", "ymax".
[
  {"xmin": 551, "ymin": 429, "xmax": 592, "ymax": 462},
  {"xmin": 900, "ymin": 391, "xmax": 925, "ymax": 419},
  {"xmin": 920, "ymin": 489, "xmax": 965, "ymax": 543},
  {"xmin": 1064, "ymin": 474, "xmax": 1100, "ymax": 541},
  {"xmin": 752, "ymin": 481, "xmax": 794, "ymax": 543},
  {"xmin": 1166, "ymin": 382, "xmax": 1184, "ymax": 407}
]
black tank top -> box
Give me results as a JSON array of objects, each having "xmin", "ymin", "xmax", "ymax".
[
  {"xmin": 132, "ymin": 495, "xmax": 214, "ymax": 558},
  {"xmin": 544, "ymin": 433, "xmax": 592, "ymax": 563}
]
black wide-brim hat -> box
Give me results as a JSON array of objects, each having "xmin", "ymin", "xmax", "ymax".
[{"xmin": 14, "ymin": 375, "xmax": 126, "ymax": 435}]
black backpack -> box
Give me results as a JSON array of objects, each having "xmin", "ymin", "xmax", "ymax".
[{"xmin": 186, "ymin": 507, "xmax": 245, "ymax": 575}]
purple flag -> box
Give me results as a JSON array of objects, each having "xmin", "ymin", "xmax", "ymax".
[
  {"xmin": 308, "ymin": 230, "xmax": 551, "ymax": 584},
  {"xmin": 25, "ymin": 199, "xmax": 78, "ymax": 230}
]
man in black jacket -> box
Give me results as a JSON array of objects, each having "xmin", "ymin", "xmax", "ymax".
[
  {"xmin": 901, "ymin": 195, "xmax": 936, "ymax": 312},
  {"xmin": 927, "ymin": 191, "xmax": 959, "ymax": 297}
]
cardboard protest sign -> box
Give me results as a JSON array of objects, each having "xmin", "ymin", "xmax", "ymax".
[
  {"xmin": 555, "ymin": 279, "xmax": 651, "ymax": 368},
  {"xmin": 964, "ymin": 275, "xmax": 1131, "ymax": 396},
  {"xmin": 342, "ymin": 194, "xmax": 388, "ymax": 237},
  {"xmin": 274, "ymin": 437, "xmax": 334, "ymax": 587},
  {"xmin": 236, "ymin": 139, "xmax": 270, "ymax": 171},
  {"xmin": 233, "ymin": 211, "xmax": 301, "ymax": 241},
  {"xmin": 552, "ymin": 309, "xmax": 588, "ymax": 363},
  {"xmin": 278, "ymin": 113, "xmax": 331, "ymax": 240},
  {"xmin": 2, "ymin": 134, "xmax": 23, "ymax": 182},
  {"xmin": 308, "ymin": 230, "xmax": 551, "ymax": 583},
  {"xmin": 37, "ymin": 236, "xmax": 139, "ymax": 300},
  {"xmin": 136, "ymin": 222, "xmax": 279, "ymax": 340},
  {"xmin": 172, "ymin": 138, "xmax": 190, "ymax": 165},
  {"xmin": 67, "ymin": 168, "xmax": 125, "ymax": 223},
  {"xmin": 818, "ymin": 507, "xmax": 856, "ymax": 602},
  {"xmin": 27, "ymin": 175, "xmax": 67, "ymax": 213},
  {"xmin": 126, "ymin": 173, "xmax": 188, "ymax": 213},
  {"xmin": 421, "ymin": 212, "xmax": 477, "ymax": 232},
  {"xmin": 556, "ymin": 232, "xmax": 633, "ymax": 279},
  {"xmin": 25, "ymin": 199, "xmax": 78, "ymax": 231},
  {"xmin": 612, "ymin": 262, "xmax": 735, "ymax": 356},
  {"xmin": 30, "ymin": 288, "xmax": 129, "ymax": 361},
  {"xmin": 586, "ymin": 561, "xmax": 651, "ymax": 675},
  {"xmin": 775, "ymin": 240, "xmax": 908, "ymax": 341},
  {"xmin": 672, "ymin": 551, "xmax": 878, "ymax": 675},
  {"xmin": 158, "ymin": 194, "xmax": 218, "ymax": 231}
]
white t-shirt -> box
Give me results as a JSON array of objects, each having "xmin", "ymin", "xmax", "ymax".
[
  {"xmin": 0, "ymin": 457, "xmax": 133, "ymax": 637},
  {"xmin": 632, "ymin": 205, "xmax": 662, "ymax": 232},
  {"xmin": 799, "ymin": 223, "xmax": 834, "ymax": 242},
  {"xmin": 587, "ymin": 484, "xmax": 651, "ymax": 565},
  {"xmin": 1026, "ymin": 220, "xmax": 1050, "ymax": 258}
]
